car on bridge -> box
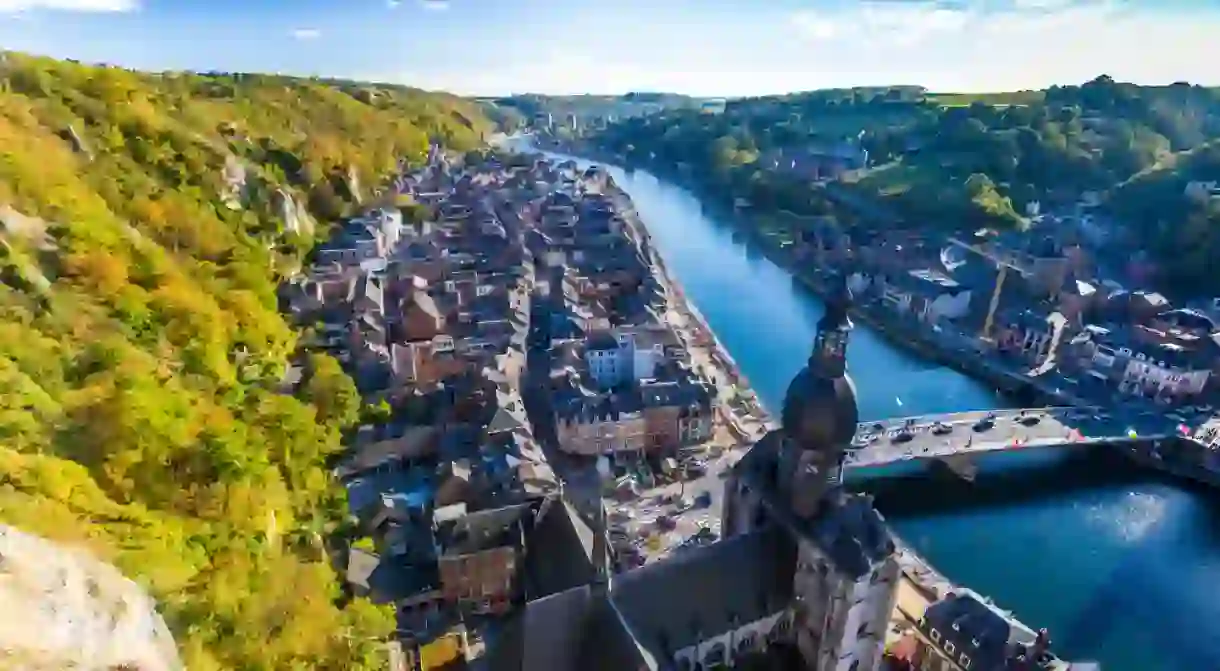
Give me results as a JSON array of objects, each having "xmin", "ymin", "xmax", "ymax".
[
  {"xmin": 892, "ymin": 430, "xmax": 915, "ymax": 444},
  {"xmin": 932, "ymin": 422, "xmax": 953, "ymax": 436},
  {"xmin": 1018, "ymin": 414, "xmax": 1042, "ymax": 427},
  {"xmin": 973, "ymin": 415, "xmax": 996, "ymax": 432}
]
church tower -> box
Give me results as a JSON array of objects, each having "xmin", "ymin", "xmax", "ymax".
[
  {"xmin": 777, "ymin": 273, "xmax": 859, "ymax": 516},
  {"xmin": 721, "ymin": 273, "xmax": 900, "ymax": 671}
]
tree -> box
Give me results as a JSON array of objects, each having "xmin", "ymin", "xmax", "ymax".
[{"xmin": 301, "ymin": 353, "xmax": 360, "ymax": 430}]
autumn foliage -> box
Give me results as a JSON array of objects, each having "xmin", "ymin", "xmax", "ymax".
[{"xmin": 0, "ymin": 51, "xmax": 488, "ymax": 669}]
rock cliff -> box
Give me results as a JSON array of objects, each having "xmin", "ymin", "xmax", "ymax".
[{"xmin": 0, "ymin": 526, "xmax": 183, "ymax": 671}]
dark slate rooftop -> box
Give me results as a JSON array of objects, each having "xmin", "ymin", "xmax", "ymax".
[
  {"xmin": 638, "ymin": 378, "xmax": 713, "ymax": 411},
  {"xmin": 609, "ymin": 525, "xmax": 796, "ymax": 659},
  {"xmin": 522, "ymin": 498, "xmax": 603, "ymax": 600},
  {"xmin": 554, "ymin": 391, "xmax": 643, "ymax": 424},
  {"xmin": 923, "ymin": 592, "xmax": 1065, "ymax": 671},
  {"xmin": 435, "ymin": 502, "xmax": 530, "ymax": 556}
]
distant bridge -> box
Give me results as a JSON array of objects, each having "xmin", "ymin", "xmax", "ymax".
[{"xmin": 846, "ymin": 407, "xmax": 1176, "ymax": 469}]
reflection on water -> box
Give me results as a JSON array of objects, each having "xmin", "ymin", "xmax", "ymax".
[
  {"xmin": 1083, "ymin": 491, "xmax": 1168, "ymax": 544},
  {"xmin": 515, "ymin": 139, "xmax": 1220, "ymax": 671}
]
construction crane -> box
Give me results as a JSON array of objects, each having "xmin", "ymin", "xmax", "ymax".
[{"xmin": 947, "ymin": 238, "xmax": 1027, "ymax": 344}]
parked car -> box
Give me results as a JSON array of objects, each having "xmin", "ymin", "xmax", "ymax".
[
  {"xmin": 1018, "ymin": 415, "xmax": 1042, "ymax": 427},
  {"xmin": 892, "ymin": 431, "xmax": 915, "ymax": 444},
  {"xmin": 932, "ymin": 423, "xmax": 953, "ymax": 436},
  {"xmin": 973, "ymin": 417, "xmax": 996, "ymax": 432}
]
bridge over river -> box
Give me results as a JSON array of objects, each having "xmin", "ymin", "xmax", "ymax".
[{"xmin": 845, "ymin": 407, "xmax": 1176, "ymax": 469}]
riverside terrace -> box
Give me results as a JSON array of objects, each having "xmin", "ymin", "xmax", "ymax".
[{"xmin": 842, "ymin": 406, "xmax": 1185, "ymax": 470}]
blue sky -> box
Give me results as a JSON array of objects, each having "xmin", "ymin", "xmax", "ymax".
[{"xmin": 1, "ymin": 0, "xmax": 1218, "ymax": 96}]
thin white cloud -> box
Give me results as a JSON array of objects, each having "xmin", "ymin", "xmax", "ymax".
[
  {"xmin": 791, "ymin": 2, "xmax": 971, "ymax": 48},
  {"xmin": 386, "ymin": 0, "xmax": 400, "ymax": 7},
  {"xmin": 0, "ymin": 0, "xmax": 135, "ymax": 12},
  {"xmin": 419, "ymin": 0, "xmax": 448, "ymax": 10},
  {"xmin": 790, "ymin": 0, "xmax": 1127, "ymax": 49},
  {"xmin": 790, "ymin": 11, "xmax": 839, "ymax": 41},
  {"xmin": 1012, "ymin": 0, "xmax": 1077, "ymax": 9},
  {"xmin": 291, "ymin": 28, "xmax": 321, "ymax": 40}
]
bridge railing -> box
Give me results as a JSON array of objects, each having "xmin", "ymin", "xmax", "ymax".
[{"xmin": 853, "ymin": 406, "xmax": 1101, "ymax": 435}]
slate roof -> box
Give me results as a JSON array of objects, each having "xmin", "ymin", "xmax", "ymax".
[
  {"xmin": 523, "ymin": 498, "xmax": 602, "ymax": 600},
  {"xmin": 608, "ymin": 526, "xmax": 797, "ymax": 658},
  {"xmin": 485, "ymin": 589, "xmax": 656, "ymax": 671},
  {"xmin": 345, "ymin": 549, "xmax": 440, "ymax": 604},
  {"xmin": 435, "ymin": 502, "xmax": 530, "ymax": 556},
  {"xmin": 577, "ymin": 595, "xmax": 658, "ymax": 671},
  {"xmin": 922, "ymin": 591, "xmax": 1065, "ymax": 670}
]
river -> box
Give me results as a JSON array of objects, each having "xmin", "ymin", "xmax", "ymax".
[{"xmin": 507, "ymin": 139, "xmax": 1220, "ymax": 670}]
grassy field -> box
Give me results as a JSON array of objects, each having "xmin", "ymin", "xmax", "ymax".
[
  {"xmin": 846, "ymin": 159, "xmax": 951, "ymax": 197},
  {"xmin": 925, "ymin": 90, "xmax": 1046, "ymax": 107}
]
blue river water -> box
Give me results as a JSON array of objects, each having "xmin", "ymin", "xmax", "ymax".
[{"xmin": 512, "ymin": 140, "xmax": 1220, "ymax": 670}]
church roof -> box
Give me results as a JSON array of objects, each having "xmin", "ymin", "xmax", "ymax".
[
  {"xmin": 523, "ymin": 498, "xmax": 603, "ymax": 600},
  {"xmin": 608, "ymin": 526, "xmax": 796, "ymax": 658}
]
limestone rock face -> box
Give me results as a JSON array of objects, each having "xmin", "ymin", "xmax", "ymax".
[
  {"xmin": 0, "ymin": 526, "xmax": 183, "ymax": 671},
  {"xmin": 344, "ymin": 163, "xmax": 363, "ymax": 205},
  {"xmin": 221, "ymin": 154, "xmax": 249, "ymax": 210},
  {"xmin": 274, "ymin": 187, "xmax": 316, "ymax": 237}
]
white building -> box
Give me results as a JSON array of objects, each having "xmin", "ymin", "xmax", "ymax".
[
  {"xmin": 1116, "ymin": 344, "xmax": 1210, "ymax": 399},
  {"xmin": 584, "ymin": 330, "xmax": 662, "ymax": 389},
  {"xmin": 351, "ymin": 207, "xmax": 404, "ymax": 255}
]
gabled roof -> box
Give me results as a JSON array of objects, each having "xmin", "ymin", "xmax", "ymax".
[{"xmin": 487, "ymin": 405, "xmax": 527, "ymax": 435}]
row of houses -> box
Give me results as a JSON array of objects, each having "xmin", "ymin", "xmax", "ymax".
[
  {"xmin": 803, "ymin": 223, "xmax": 1220, "ymax": 405},
  {"xmin": 520, "ymin": 166, "xmax": 719, "ymax": 462},
  {"xmin": 284, "ymin": 148, "xmax": 627, "ymax": 668}
]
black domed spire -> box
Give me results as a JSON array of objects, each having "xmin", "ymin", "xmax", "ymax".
[{"xmin": 781, "ymin": 273, "xmax": 859, "ymax": 453}]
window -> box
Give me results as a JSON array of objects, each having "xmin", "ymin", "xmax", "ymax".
[
  {"xmin": 945, "ymin": 642, "xmax": 956, "ymax": 656},
  {"xmin": 929, "ymin": 628, "xmax": 941, "ymax": 644},
  {"xmin": 960, "ymin": 654, "xmax": 972, "ymax": 669}
]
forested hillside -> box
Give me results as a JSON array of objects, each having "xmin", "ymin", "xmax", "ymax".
[
  {"xmin": 591, "ymin": 77, "xmax": 1220, "ymax": 250},
  {"xmin": 1105, "ymin": 140, "xmax": 1220, "ymax": 293},
  {"xmin": 0, "ymin": 51, "xmax": 488, "ymax": 669}
]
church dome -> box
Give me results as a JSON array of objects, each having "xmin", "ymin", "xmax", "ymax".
[
  {"xmin": 781, "ymin": 273, "xmax": 861, "ymax": 453},
  {"xmin": 782, "ymin": 364, "xmax": 859, "ymax": 452}
]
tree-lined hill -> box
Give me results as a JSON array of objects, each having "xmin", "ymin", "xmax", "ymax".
[
  {"xmin": 589, "ymin": 76, "xmax": 1220, "ymax": 294},
  {"xmin": 0, "ymin": 51, "xmax": 488, "ymax": 670},
  {"xmin": 484, "ymin": 92, "xmax": 711, "ymax": 130}
]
